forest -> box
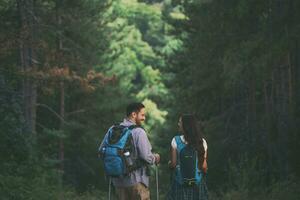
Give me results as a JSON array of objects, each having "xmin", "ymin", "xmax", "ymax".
[{"xmin": 1, "ymin": 0, "xmax": 300, "ymax": 199}]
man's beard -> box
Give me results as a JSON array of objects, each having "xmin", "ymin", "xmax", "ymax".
[{"xmin": 136, "ymin": 120, "xmax": 143, "ymax": 126}]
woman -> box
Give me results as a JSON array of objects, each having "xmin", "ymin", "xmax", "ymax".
[{"xmin": 167, "ymin": 114, "xmax": 208, "ymax": 200}]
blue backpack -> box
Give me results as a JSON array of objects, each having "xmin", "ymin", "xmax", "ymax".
[
  {"xmin": 99, "ymin": 124, "xmax": 141, "ymax": 177},
  {"xmin": 174, "ymin": 136, "xmax": 203, "ymax": 186}
]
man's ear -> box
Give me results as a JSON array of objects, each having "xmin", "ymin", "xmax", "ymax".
[
  {"xmin": 128, "ymin": 112, "xmax": 136, "ymax": 119},
  {"xmin": 132, "ymin": 112, "xmax": 137, "ymax": 118}
]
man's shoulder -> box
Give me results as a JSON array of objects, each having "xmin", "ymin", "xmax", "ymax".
[
  {"xmin": 131, "ymin": 126, "xmax": 146, "ymax": 133},
  {"xmin": 131, "ymin": 126, "xmax": 148, "ymax": 140}
]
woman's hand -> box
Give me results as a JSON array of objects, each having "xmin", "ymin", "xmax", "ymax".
[{"xmin": 168, "ymin": 160, "xmax": 175, "ymax": 169}]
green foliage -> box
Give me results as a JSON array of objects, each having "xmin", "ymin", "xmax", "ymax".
[
  {"xmin": 209, "ymin": 179, "xmax": 300, "ymax": 200},
  {"xmin": 98, "ymin": 0, "xmax": 170, "ymax": 136},
  {"xmin": 0, "ymin": 166, "xmax": 108, "ymax": 200},
  {"xmin": 142, "ymin": 98, "xmax": 168, "ymax": 132},
  {"xmin": 165, "ymin": 0, "xmax": 300, "ymax": 197},
  {"xmin": 2, "ymin": 0, "xmax": 300, "ymax": 198}
]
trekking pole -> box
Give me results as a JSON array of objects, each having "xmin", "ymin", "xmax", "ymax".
[
  {"xmin": 108, "ymin": 178, "xmax": 112, "ymax": 200},
  {"xmin": 155, "ymin": 164, "xmax": 159, "ymax": 200}
]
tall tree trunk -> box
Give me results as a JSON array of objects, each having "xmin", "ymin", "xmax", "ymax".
[
  {"xmin": 56, "ymin": 0, "xmax": 65, "ymax": 174},
  {"xmin": 273, "ymin": 63, "xmax": 290, "ymax": 178},
  {"xmin": 263, "ymin": 78, "xmax": 273, "ymax": 177},
  {"xmin": 293, "ymin": 38, "xmax": 300, "ymax": 177},
  {"xmin": 286, "ymin": 26, "xmax": 294, "ymax": 113},
  {"xmin": 59, "ymin": 81, "xmax": 65, "ymax": 173},
  {"xmin": 247, "ymin": 70, "xmax": 257, "ymax": 146},
  {"xmin": 18, "ymin": 0, "xmax": 37, "ymax": 136},
  {"xmin": 287, "ymin": 54, "xmax": 293, "ymax": 108}
]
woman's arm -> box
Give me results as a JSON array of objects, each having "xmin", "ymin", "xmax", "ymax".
[
  {"xmin": 168, "ymin": 146, "xmax": 177, "ymax": 169},
  {"xmin": 202, "ymin": 147, "xmax": 208, "ymax": 173},
  {"xmin": 202, "ymin": 157, "xmax": 207, "ymax": 173}
]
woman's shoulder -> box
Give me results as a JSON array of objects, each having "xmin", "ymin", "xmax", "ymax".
[
  {"xmin": 171, "ymin": 134, "xmax": 183, "ymax": 140},
  {"xmin": 171, "ymin": 135, "xmax": 184, "ymax": 148},
  {"xmin": 202, "ymin": 138, "xmax": 208, "ymax": 150}
]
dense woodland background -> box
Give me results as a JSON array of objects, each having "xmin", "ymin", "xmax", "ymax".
[{"xmin": 1, "ymin": 0, "xmax": 300, "ymax": 199}]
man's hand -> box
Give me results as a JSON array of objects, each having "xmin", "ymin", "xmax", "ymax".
[{"xmin": 154, "ymin": 153, "xmax": 160, "ymax": 165}]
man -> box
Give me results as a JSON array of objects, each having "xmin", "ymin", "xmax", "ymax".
[{"xmin": 99, "ymin": 102, "xmax": 160, "ymax": 200}]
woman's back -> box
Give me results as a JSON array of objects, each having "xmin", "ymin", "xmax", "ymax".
[{"xmin": 167, "ymin": 114, "xmax": 209, "ymax": 200}]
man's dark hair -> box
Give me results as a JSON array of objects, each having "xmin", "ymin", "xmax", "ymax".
[{"xmin": 126, "ymin": 102, "xmax": 145, "ymax": 117}]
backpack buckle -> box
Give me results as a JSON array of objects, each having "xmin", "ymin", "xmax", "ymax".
[{"xmin": 186, "ymin": 180, "xmax": 195, "ymax": 186}]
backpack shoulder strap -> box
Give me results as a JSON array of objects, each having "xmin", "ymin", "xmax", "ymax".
[
  {"xmin": 107, "ymin": 124, "xmax": 132, "ymax": 147},
  {"xmin": 175, "ymin": 135, "xmax": 185, "ymax": 152}
]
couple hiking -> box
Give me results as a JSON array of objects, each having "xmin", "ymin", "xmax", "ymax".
[{"xmin": 98, "ymin": 102, "xmax": 208, "ymax": 200}]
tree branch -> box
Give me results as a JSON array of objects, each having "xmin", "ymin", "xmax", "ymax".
[{"xmin": 36, "ymin": 103, "xmax": 69, "ymax": 125}]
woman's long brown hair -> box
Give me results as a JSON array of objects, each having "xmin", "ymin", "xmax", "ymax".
[{"xmin": 181, "ymin": 114, "xmax": 205, "ymax": 170}]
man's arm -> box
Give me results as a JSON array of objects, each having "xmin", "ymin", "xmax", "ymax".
[{"xmin": 134, "ymin": 128, "xmax": 159, "ymax": 165}]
